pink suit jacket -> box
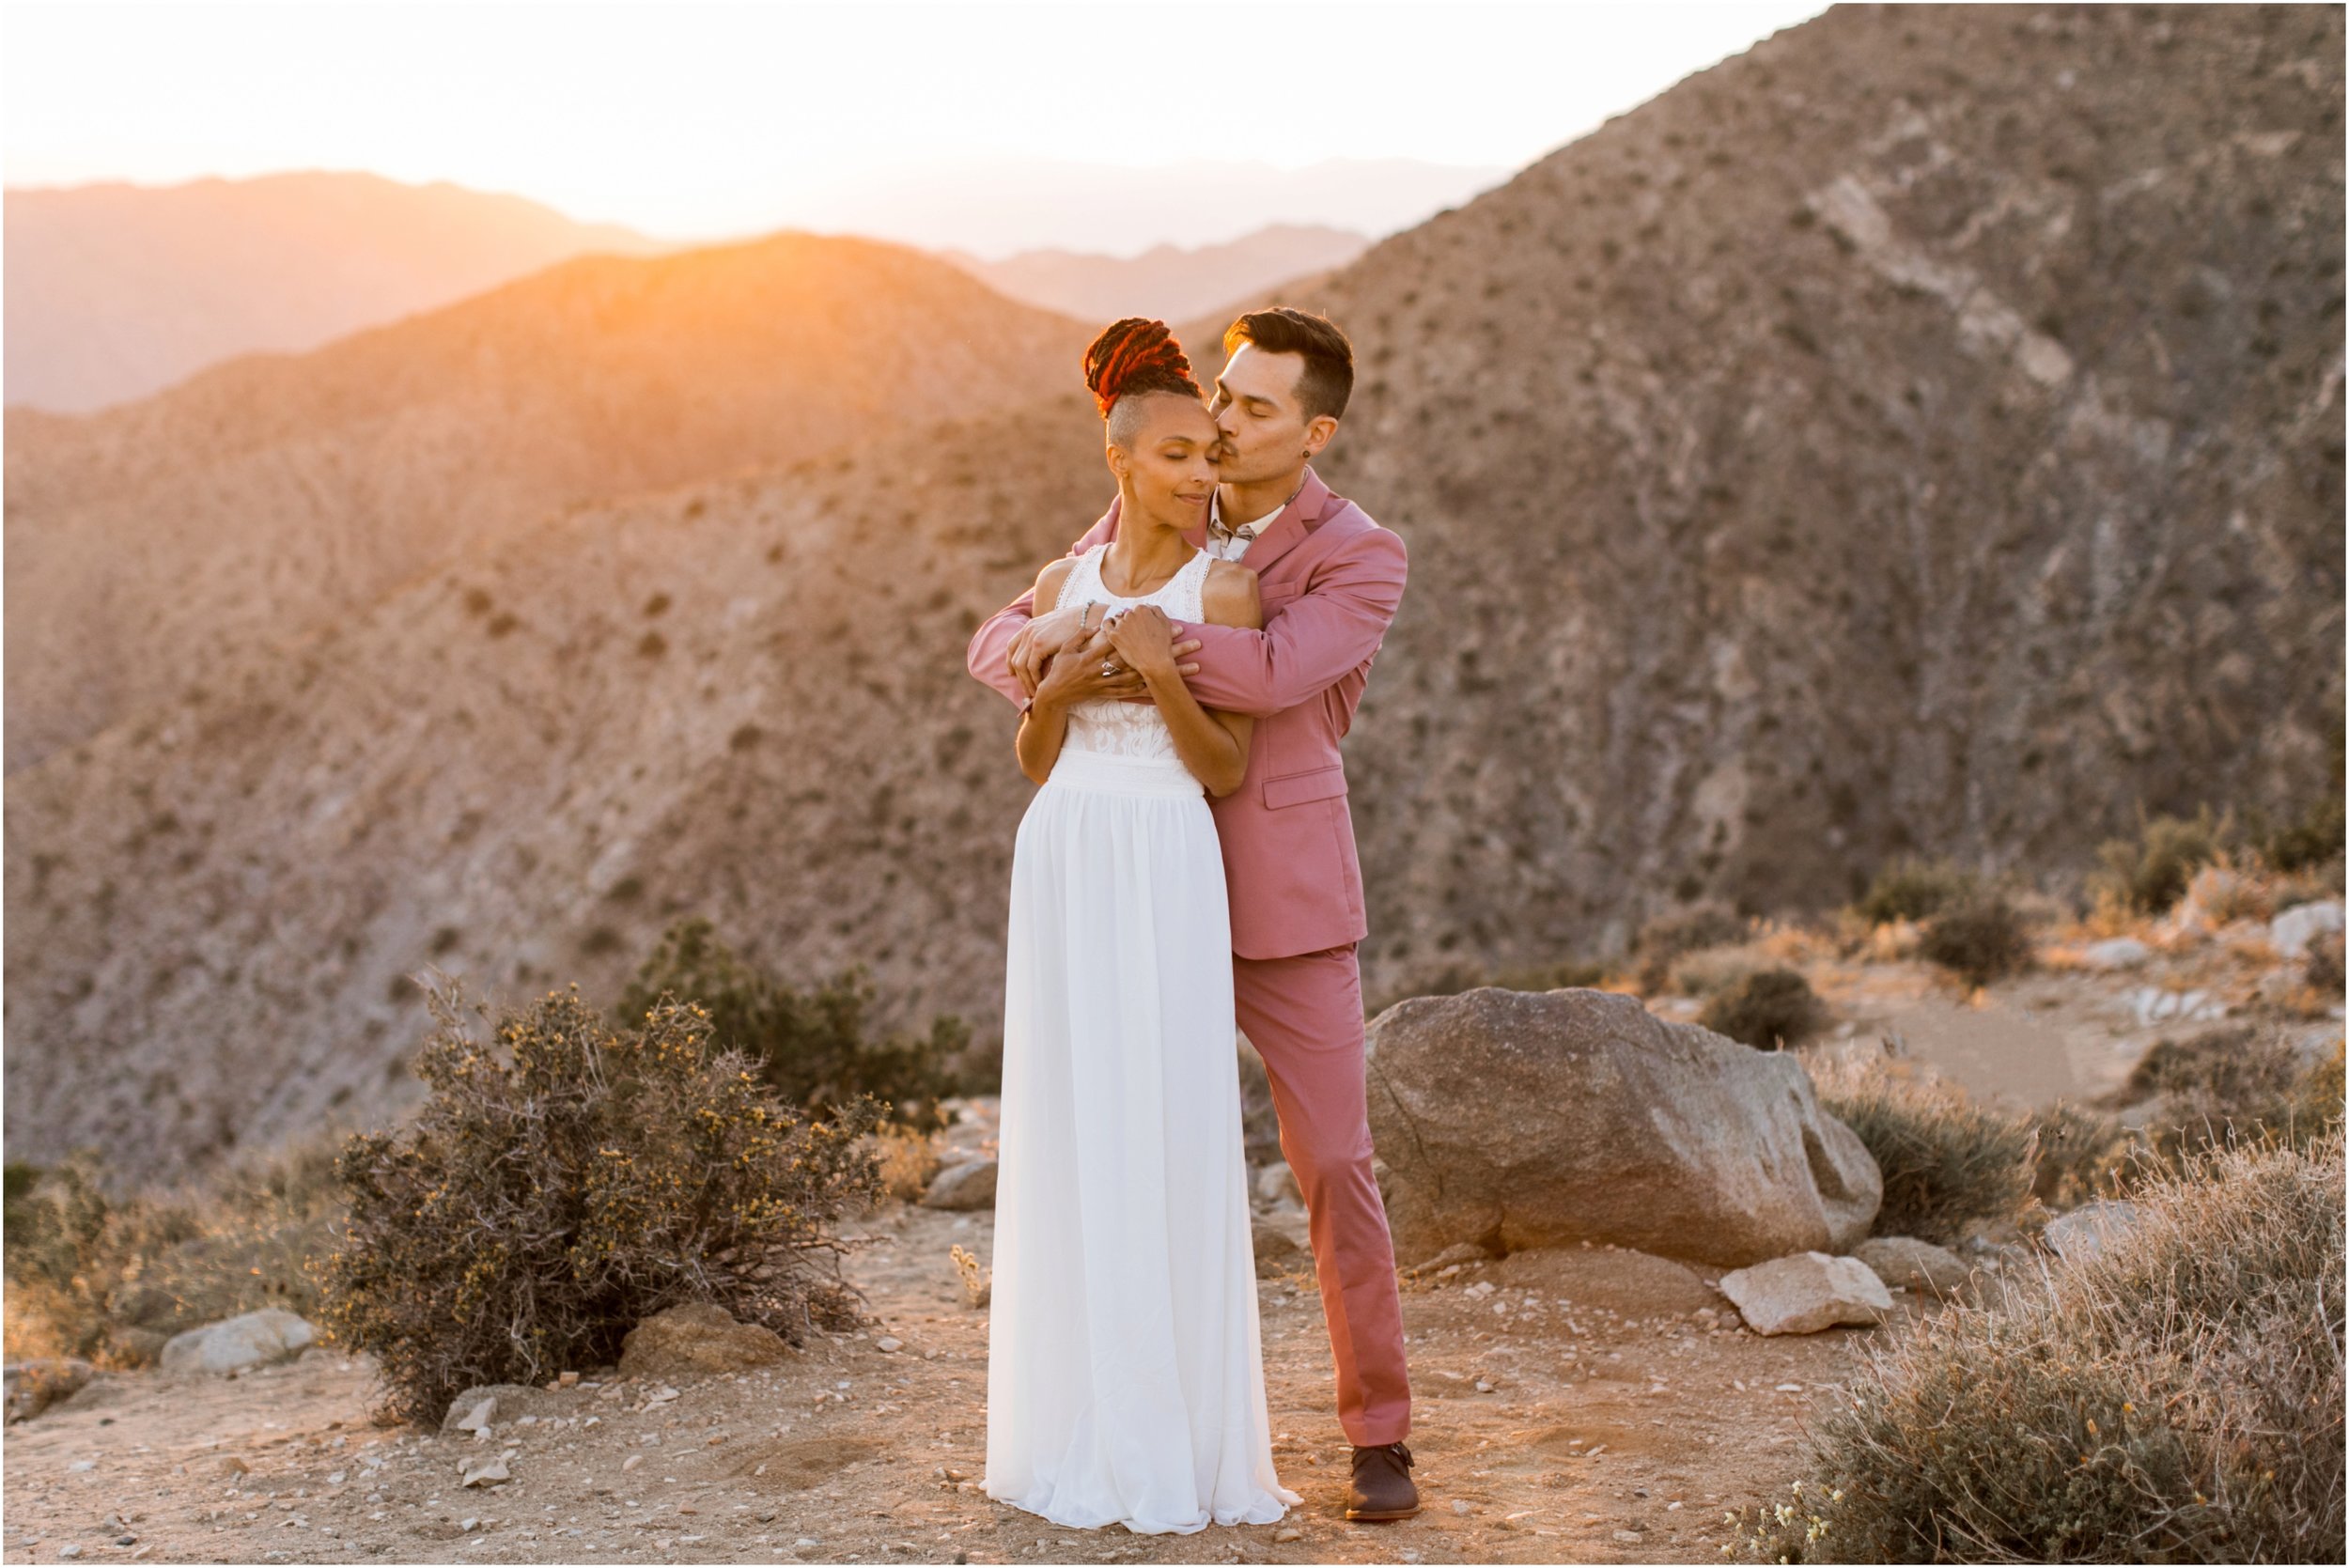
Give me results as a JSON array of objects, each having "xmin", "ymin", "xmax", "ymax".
[{"xmin": 965, "ymin": 465, "xmax": 1408, "ymax": 960}]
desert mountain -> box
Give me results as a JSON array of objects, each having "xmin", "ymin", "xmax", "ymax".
[
  {"xmin": 4, "ymin": 229, "xmax": 1092, "ymax": 770},
  {"xmin": 6, "ymin": 3, "xmax": 2341, "ymax": 1181},
  {"xmin": 946, "ymin": 225, "xmax": 1369, "ymax": 331},
  {"xmin": 4, "ymin": 170, "xmax": 675, "ymax": 414}
]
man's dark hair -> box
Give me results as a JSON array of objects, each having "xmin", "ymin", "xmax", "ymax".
[{"xmin": 1222, "ymin": 307, "xmax": 1354, "ymax": 424}]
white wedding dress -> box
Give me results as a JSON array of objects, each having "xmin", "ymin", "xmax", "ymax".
[{"xmin": 983, "ymin": 542, "xmax": 1300, "ymax": 1534}]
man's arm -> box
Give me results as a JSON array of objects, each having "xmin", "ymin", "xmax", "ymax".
[
  {"xmin": 1167, "ymin": 524, "xmax": 1408, "ymax": 720},
  {"xmin": 964, "ymin": 502, "xmax": 1118, "ymax": 710}
]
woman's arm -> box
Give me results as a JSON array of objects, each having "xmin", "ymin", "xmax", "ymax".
[
  {"xmin": 1104, "ymin": 563, "xmax": 1263, "ymax": 797},
  {"xmin": 1013, "ymin": 560, "xmax": 1134, "ymax": 784}
]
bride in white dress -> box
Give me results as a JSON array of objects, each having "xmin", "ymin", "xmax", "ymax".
[{"xmin": 983, "ymin": 318, "xmax": 1301, "ymax": 1534}]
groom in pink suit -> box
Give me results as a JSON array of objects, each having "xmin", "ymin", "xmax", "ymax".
[{"xmin": 966, "ymin": 307, "xmax": 1420, "ymax": 1522}]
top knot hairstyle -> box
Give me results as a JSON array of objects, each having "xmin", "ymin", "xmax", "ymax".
[{"xmin": 1083, "ymin": 318, "xmax": 1203, "ymax": 441}]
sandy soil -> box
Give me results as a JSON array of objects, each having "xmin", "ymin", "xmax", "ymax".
[
  {"xmin": 8, "ymin": 936, "xmax": 2331, "ymax": 1565},
  {"xmin": 2, "ymin": 1190, "xmax": 1932, "ymax": 1566}
]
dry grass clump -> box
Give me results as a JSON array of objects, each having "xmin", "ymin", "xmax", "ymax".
[
  {"xmin": 314, "ymin": 977, "xmax": 883, "ymax": 1427},
  {"xmin": 1807, "ymin": 1053, "xmax": 2035, "ymax": 1245},
  {"xmin": 1729, "ymin": 1129, "xmax": 2345, "ymax": 1562},
  {"xmin": 1697, "ymin": 968, "xmax": 1829, "ymax": 1050},
  {"xmin": 2090, "ymin": 804, "xmax": 2234, "ymax": 917},
  {"xmin": 2, "ymin": 1126, "xmax": 350, "ymax": 1368},
  {"xmin": 2110, "ymin": 1023, "xmax": 2343, "ymax": 1176},
  {"xmin": 1918, "ymin": 892, "xmax": 2036, "ymax": 987}
]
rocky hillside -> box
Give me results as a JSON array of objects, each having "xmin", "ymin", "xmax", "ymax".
[
  {"xmin": 3, "ymin": 231, "xmax": 1090, "ymax": 769},
  {"xmin": 4, "ymin": 396, "xmax": 1110, "ymax": 1179},
  {"xmin": 6, "ymin": 3, "xmax": 2341, "ymax": 1181},
  {"xmin": 4, "ymin": 170, "xmax": 674, "ymax": 415},
  {"xmin": 1272, "ymin": 1, "xmax": 2344, "ymax": 972}
]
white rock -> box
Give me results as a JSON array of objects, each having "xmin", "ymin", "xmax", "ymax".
[
  {"xmin": 459, "ymin": 1454, "xmax": 510, "ymax": 1487},
  {"xmin": 2079, "ymin": 937, "xmax": 2153, "ymax": 970},
  {"xmin": 158, "ymin": 1310, "xmax": 316, "ymax": 1376},
  {"xmin": 2045, "ymin": 1199, "xmax": 2143, "ymax": 1260},
  {"xmin": 2272, "ymin": 901, "xmax": 2344, "ymax": 959},
  {"xmin": 874, "ymin": 1337, "xmax": 902, "ymax": 1353},
  {"xmin": 1716, "ymin": 1251, "xmax": 1892, "ymax": 1334}
]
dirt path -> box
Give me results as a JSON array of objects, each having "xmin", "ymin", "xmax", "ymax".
[
  {"xmin": 3, "ymin": 1187, "xmax": 1932, "ymax": 1565},
  {"xmin": 11, "ymin": 935, "xmax": 2327, "ymax": 1564}
]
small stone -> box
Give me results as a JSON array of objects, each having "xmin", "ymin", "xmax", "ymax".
[
  {"xmin": 459, "ymin": 1454, "xmax": 510, "ymax": 1487},
  {"xmin": 1452, "ymin": 1499, "xmax": 1472, "ymax": 1515},
  {"xmin": 1613, "ymin": 1529, "xmax": 1644, "ymax": 1542},
  {"xmin": 459, "ymin": 1517, "xmax": 479, "ymax": 1532},
  {"xmin": 1274, "ymin": 1527, "xmax": 1303, "ymax": 1542},
  {"xmin": 56, "ymin": 1547, "xmax": 82, "ymax": 1560},
  {"xmin": 623, "ymin": 1454, "xmax": 645, "ymax": 1472},
  {"xmin": 68, "ymin": 1460, "xmax": 96, "ymax": 1472},
  {"xmin": 875, "ymin": 1337, "xmax": 903, "ymax": 1353}
]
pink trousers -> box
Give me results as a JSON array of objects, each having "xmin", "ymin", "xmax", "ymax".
[{"xmin": 1235, "ymin": 942, "xmax": 1413, "ymax": 1448}]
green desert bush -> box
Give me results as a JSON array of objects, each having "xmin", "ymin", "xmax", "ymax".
[
  {"xmin": 2090, "ymin": 804, "xmax": 2232, "ymax": 915},
  {"xmin": 1809, "ymin": 1053, "xmax": 2035, "ymax": 1245},
  {"xmin": 1918, "ymin": 893, "xmax": 2035, "ymax": 986},
  {"xmin": 1697, "ymin": 968, "xmax": 1828, "ymax": 1050},
  {"xmin": 1729, "ymin": 1128, "xmax": 2346, "ymax": 1563},
  {"xmin": 1855, "ymin": 855, "xmax": 1977, "ymax": 925},
  {"xmin": 315, "ymin": 978, "xmax": 884, "ymax": 1427},
  {"xmin": 617, "ymin": 916, "xmax": 968, "ymax": 1134},
  {"xmin": 3, "ymin": 1130, "xmax": 347, "ymax": 1367},
  {"xmin": 1631, "ymin": 900, "xmax": 1748, "ymax": 991}
]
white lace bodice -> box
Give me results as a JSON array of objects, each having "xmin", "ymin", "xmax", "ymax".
[{"xmin": 1052, "ymin": 542, "xmax": 1214, "ymax": 766}]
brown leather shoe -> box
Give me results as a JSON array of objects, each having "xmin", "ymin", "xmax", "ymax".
[{"xmin": 1346, "ymin": 1439, "xmax": 1420, "ymax": 1521}]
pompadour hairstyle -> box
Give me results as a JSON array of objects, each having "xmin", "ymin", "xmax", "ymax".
[{"xmin": 1221, "ymin": 307, "xmax": 1355, "ymax": 424}]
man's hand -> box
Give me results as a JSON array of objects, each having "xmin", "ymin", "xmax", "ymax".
[
  {"xmin": 1103, "ymin": 604, "xmax": 1178, "ymax": 682},
  {"xmin": 1034, "ymin": 627, "xmax": 1163, "ymax": 707},
  {"xmin": 1011, "ymin": 604, "xmax": 1202, "ymax": 697}
]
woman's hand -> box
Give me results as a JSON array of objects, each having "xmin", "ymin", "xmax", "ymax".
[
  {"xmin": 1103, "ymin": 604, "xmax": 1178, "ymax": 682},
  {"xmin": 1032, "ymin": 626, "xmax": 1145, "ymax": 710}
]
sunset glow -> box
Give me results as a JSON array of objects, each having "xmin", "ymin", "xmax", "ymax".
[{"xmin": 6, "ymin": 0, "xmax": 1828, "ymax": 249}]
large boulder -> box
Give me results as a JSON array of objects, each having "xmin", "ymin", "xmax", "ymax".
[
  {"xmin": 1363, "ymin": 986, "xmax": 1880, "ymax": 1267},
  {"xmin": 158, "ymin": 1309, "xmax": 316, "ymax": 1375}
]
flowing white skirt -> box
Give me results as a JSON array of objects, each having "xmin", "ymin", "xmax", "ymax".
[{"xmin": 983, "ymin": 748, "xmax": 1301, "ymax": 1534}]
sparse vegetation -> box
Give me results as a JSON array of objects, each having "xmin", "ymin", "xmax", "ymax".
[
  {"xmin": 1631, "ymin": 900, "xmax": 1747, "ymax": 992},
  {"xmin": 1730, "ymin": 1130, "xmax": 2345, "ymax": 1563},
  {"xmin": 1697, "ymin": 968, "xmax": 1828, "ymax": 1049},
  {"xmin": 2090, "ymin": 804, "xmax": 2232, "ymax": 915},
  {"xmin": 315, "ymin": 978, "xmax": 883, "ymax": 1427},
  {"xmin": 3, "ymin": 1130, "xmax": 347, "ymax": 1368},
  {"xmin": 1808, "ymin": 1053, "xmax": 2036, "ymax": 1245},
  {"xmin": 616, "ymin": 916, "xmax": 970, "ymax": 1135},
  {"xmin": 1919, "ymin": 893, "xmax": 2034, "ymax": 987},
  {"xmin": 1854, "ymin": 855, "xmax": 1976, "ymax": 925},
  {"xmin": 2109, "ymin": 1023, "xmax": 2343, "ymax": 1176}
]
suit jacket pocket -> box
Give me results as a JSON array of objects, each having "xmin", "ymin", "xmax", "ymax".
[{"xmin": 1263, "ymin": 764, "xmax": 1348, "ymax": 810}]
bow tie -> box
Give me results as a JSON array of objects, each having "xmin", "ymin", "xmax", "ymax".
[{"xmin": 1207, "ymin": 516, "xmax": 1262, "ymax": 545}]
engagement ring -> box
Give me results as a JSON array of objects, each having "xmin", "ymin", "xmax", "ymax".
[{"xmin": 1101, "ymin": 660, "xmax": 1118, "ymax": 676}]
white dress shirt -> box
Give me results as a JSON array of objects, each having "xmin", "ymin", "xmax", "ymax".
[{"xmin": 1205, "ymin": 491, "xmax": 1287, "ymax": 561}]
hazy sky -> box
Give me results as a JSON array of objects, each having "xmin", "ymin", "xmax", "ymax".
[{"xmin": 6, "ymin": 0, "xmax": 1828, "ymax": 250}]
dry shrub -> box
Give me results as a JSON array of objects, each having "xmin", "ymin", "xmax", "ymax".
[
  {"xmin": 1919, "ymin": 893, "xmax": 2034, "ymax": 987},
  {"xmin": 1697, "ymin": 968, "xmax": 1828, "ymax": 1050},
  {"xmin": 617, "ymin": 916, "xmax": 969, "ymax": 1136},
  {"xmin": 2090, "ymin": 804, "xmax": 2232, "ymax": 916},
  {"xmin": 1664, "ymin": 939, "xmax": 1772, "ymax": 998},
  {"xmin": 315, "ymin": 978, "xmax": 883, "ymax": 1428},
  {"xmin": 3, "ymin": 1126, "xmax": 350, "ymax": 1368},
  {"xmin": 1729, "ymin": 1129, "xmax": 2346, "ymax": 1562},
  {"xmin": 1808, "ymin": 1053, "xmax": 2034, "ymax": 1245},
  {"xmin": 1632, "ymin": 900, "xmax": 1749, "ymax": 991},
  {"xmin": 871, "ymin": 1123, "xmax": 943, "ymax": 1204},
  {"xmin": 1856, "ymin": 855, "xmax": 1978, "ymax": 925},
  {"xmin": 2109, "ymin": 1024, "xmax": 2342, "ymax": 1176},
  {"xmin": 2021, "ymin": 1100, "xmax": 2133, "ymax": 1209}
]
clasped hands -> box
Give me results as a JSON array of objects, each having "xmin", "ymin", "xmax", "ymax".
[{"xmin": 1010, "ymin": 602, "xmax": 1204, "ymax": 706}]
